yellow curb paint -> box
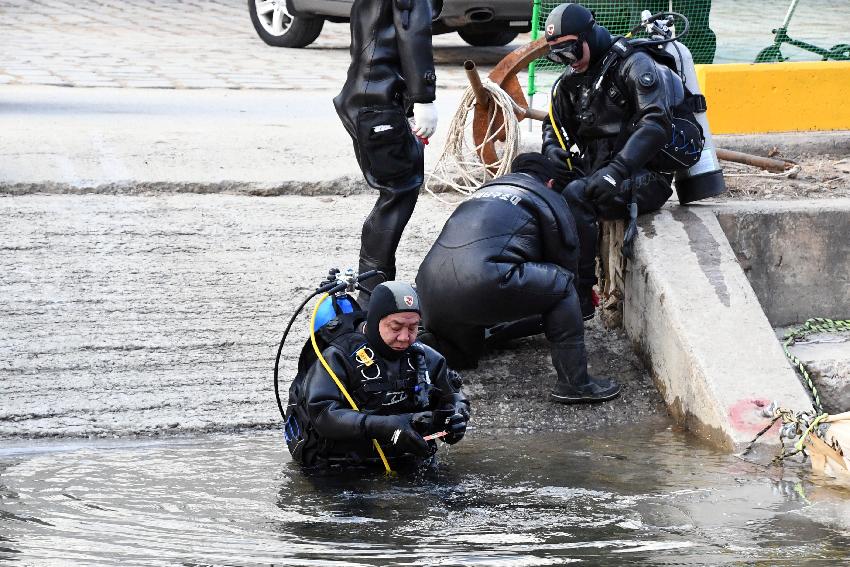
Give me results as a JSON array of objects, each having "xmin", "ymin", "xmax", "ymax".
[{"xmin": 695, "ymin": 62, "xmax": 850, "ymax": 134}]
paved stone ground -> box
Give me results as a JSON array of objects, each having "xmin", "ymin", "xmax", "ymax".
[
  {"xmin": 0, "ymin": 193, "xmax": 663, "ymax": 438},
  {"xmin": 0, "ymin": 0, "xmax": 526, "ymax": 90}
]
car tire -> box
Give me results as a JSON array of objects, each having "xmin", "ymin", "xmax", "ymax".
[
  {"xmin": 458, "ymin": 28, "xmax": 518, "ymax": 47},
  {"xmin": 249, "ymin": 0, "xmax": 324, "ymax": 48}
]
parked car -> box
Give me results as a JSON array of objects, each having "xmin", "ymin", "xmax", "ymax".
[{"xmin": 248, "ymin": 0, "xmax": 532, "ymax": 48}]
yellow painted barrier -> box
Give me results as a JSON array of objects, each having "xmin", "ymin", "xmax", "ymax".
[{"xmin": 695, "ymin": 62, "xmax": 850, "ymax": 134}]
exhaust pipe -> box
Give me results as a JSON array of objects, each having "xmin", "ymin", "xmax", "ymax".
[{"xmin": 466, "ymin": 8, "xmax": 494, "ymax": 23}]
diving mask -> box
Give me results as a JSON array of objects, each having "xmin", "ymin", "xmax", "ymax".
[{"xmin": 546, "ymin": 37, "xmax": 584, "ymax": 66}]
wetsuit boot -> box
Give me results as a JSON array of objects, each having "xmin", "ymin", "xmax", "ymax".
[
  {"xmin": 549, "ymin": 339, "xmax": 621, "ymax": 404},
  {"xmin": 355, "ymin": 185, "xmax": 419, "ymax": 309}
]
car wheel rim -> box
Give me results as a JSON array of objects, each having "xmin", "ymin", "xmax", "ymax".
[{"xmin": 255, "ymin": 0, "xmax": 293, "ymax": 36}]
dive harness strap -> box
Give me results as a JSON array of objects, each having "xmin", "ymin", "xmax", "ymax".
[{"xmin": 310, "ymin": 294, "xmax": 393, "ymax": 474}]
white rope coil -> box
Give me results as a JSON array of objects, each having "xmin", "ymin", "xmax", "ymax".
[{"xmin": 424, "ymin": 79, "xmax": 522, "ymax": 202}]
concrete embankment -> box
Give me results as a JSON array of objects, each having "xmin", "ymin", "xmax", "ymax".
[{"xmin": 624, "ymin": 199, "xmax": 850, "ymax": 450}]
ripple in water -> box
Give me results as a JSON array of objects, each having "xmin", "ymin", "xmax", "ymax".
[{"xmin": 1, "ymin": 424, "xmax": 850, "ymax": 565}]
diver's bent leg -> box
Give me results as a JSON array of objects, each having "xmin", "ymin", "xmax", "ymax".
[
  {"xmin": 419, "ymin": 321, "xmax": 485, "ymax": 370},
  {"xmin": 633, "ymin": 170, "xmax": 673, "ymax": 216},
  {"xmin": 358, "ymin": 185, "xmax": 419, "ymax": 300},
  {"xmin": 562, "ymin": 180, "xmax": 600, "ymax": 319},
  {"xmin": 543, "ymin": 290, "xmax": 621, "ymax": 404}
]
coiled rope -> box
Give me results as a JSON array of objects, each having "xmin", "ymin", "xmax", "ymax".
[{"xmin": 424, "ymin": 79, "xmax": 522, "ymax": 201}]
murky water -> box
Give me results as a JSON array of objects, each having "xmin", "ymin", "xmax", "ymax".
[{"xmin": 2, "ymin": 422, "xmax": 849, "ymax": 565}]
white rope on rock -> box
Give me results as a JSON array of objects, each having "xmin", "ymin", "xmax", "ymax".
[{"xmin": 425, "ymin": 79, "xmax": 522, "ymax": 202}]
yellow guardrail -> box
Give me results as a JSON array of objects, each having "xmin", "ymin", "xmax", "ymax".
[{"xmin": 696, "ymin": 61, "xmax": 850, "ymax": 134}]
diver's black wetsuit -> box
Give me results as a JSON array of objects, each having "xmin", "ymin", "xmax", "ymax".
[
  {"xmin": 333, "ymin": 0, "xmax": 438, "ymax": 289},
  {"xmin": 289, "ymin": 319, "xmax": 467, "ymax": 468},
  {"xmin": 544, "ymin": 40, "xmax": 686, "ymax": 292},
  {"xmin": 415, "ymin": 173, "xmax": 583, "ymax": 369}
]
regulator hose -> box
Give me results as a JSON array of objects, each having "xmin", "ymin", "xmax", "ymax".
[
  {"xmin": 273, "ymin": 289, "xmax": 321, "ymax": 422},
  {"xmin": 309, "ymin": 294, "xmax": 393, "ymax": 474},
  {"xmin": 273, "ymin": 269, "xmax": 383, "ymax": 422},
  {"xmin": 627, "ymin": 11, "xmax": 690, "ymax": 46}
]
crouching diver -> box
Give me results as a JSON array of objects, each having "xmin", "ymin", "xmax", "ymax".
[
  {"xmin": 416, "ymin": 153, "xmax": 621, "ymax": 404},
  {"xmin": 284, "ymin": 280, "xmax": 470, "ymax": 471},
  {"xmin": 542, "ymin": 3, "xmax": 724, "ymax": 319}
]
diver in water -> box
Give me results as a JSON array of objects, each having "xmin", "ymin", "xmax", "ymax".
[
  {"xmin": 542, "ymin": 3, "xmax": 717, "ymax": 319},
  {"xmin": 416, "ymin": 153, "xmax": 621, "ymax": 404},
  {"xmin": 285, "ymin": 282, "xmax": 469, "ymax": 469},
  {"xmin": 333, "ymin": 0, "xmax": 440, "ymax": 301}
]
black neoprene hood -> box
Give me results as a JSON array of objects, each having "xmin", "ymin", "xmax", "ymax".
[
  {"xmin": 545, "ymin": 3, "xmax": 595, "ymax": 42},
  {"xmin": 365, "ymin": 282, "xmax": 421, "ymax": 360}
]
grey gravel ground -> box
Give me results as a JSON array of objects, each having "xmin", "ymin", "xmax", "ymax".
[
  {"xmin": 0, "ymin": 0, "xmax": 520, "ymax": 91},
  {"xmin": 0, "ymin": 193, "xmax": 664, "ymax": 439}
]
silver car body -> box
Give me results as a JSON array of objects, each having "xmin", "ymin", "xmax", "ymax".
[{"xmin": 288, "ymin": 0, "xmax": 533, "ymax": 30}]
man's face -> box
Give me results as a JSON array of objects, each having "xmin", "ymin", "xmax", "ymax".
[
  {"xmin": 548, "ymin": 34, "xmax": 591, "ymax": 74},
  {"xmin": 378, "ymin": 312, "xmax": 420, "ymax": 351}
]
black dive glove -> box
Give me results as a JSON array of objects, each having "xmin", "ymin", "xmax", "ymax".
[
  {"xmin": 363, "ymin": 412, "xmax": 433, "ymax": 458},
  {"xmin": 434, "ymin": 394, "xmax": 470, "ymax": 445},
  {"xmin": 585, "ymin": 160, "xmax": 629, "ymax": 204},
  {"xmin": 544, "ymin": 145, "xmax": 577, "ymax": 188}
]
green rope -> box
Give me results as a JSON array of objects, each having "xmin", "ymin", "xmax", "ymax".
[{"xmin": 782, "ymin": 318, "xmax": 850, "ymax": 415}]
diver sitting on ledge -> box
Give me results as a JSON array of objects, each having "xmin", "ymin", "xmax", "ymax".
[{"xmin": 285, "ymin": 282, "xmax": 469, "ymax": 470}]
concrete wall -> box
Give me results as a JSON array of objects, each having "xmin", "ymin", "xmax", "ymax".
[
  {"xmin": 623, "ymin": 205, "xmax": 813, "ymax": 450},
  {"xmin": 696, "ymin": 62, "xmax": 850, "ymax": 134},
  {"xmin": 716, "ymin": 200, "xmax": 850, "ymax": 326}
]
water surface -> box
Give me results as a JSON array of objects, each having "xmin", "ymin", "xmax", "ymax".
[{"xmin": 2, "ymin": 422, "xmax": 849, "ymax": 565}]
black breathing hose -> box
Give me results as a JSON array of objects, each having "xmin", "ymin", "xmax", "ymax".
[
  {"xmin": 272, "ymin": 269, "xmax": 383, "ymax": 422},
  {"xmin": 273, "ymin": 290, "xmax": 320, "ymax": 421}
]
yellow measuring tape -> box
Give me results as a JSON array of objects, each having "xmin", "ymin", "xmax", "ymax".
[{"xmin": 309, "ymin": 294, "xmax": 393, "ymax": 474}]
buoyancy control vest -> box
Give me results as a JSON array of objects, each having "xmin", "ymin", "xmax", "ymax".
[{"xmin": 284, "ymin": 309, "xmax": 439, "ymax": 467}]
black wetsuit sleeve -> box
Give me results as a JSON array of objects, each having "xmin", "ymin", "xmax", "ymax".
[
  {"xmin": 303, "ymin": 346, "xmax": 368, "ymax": 441},
  {"xmin": 542, "ymin": 81, "xmax": 568, "ymax": 154},
  {"xmin": 542, "ymin": 118, "xmax": 560, "ymax": 153},
  {"xmin": 394, "ymin": 0, "xmax": 437, "ymax": 104},
  {"xmin": 615, "ymin": 52, "xmax": 673, "ymax": 172}
]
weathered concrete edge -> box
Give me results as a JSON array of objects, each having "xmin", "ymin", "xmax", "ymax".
[
  {"xmin": 623, "ymin": 204, "xmax": 814, "ymax": 451},
  {"xmin": 714, "ymin": 130, "xmax": 850, "ymax": 157},
  {"xmin": 0, "ymin": 178, "xmax": 371, "ymax": 197},
  {"xmin": 0, "ymin": 177, "xmax": 472, "ymax": 197}
]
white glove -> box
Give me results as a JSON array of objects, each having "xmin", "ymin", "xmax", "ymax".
[{"xmin": 412, "ymin": 102, "xmax": 438, "ymax": 139}]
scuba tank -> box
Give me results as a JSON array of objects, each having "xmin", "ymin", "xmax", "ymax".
[
  {"xmin": 274, "ymin": 268, "xmax": 384, "ymax": 430},
  {"xmin": 639, "ymin": 10, "xmax": 726, "ymax": 205}
]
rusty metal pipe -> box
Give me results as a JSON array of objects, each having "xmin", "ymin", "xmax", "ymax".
[
  {"xmin": 715, "ymin": 148, "xmax": 792, "ymax": 172},
  {"xmin": 464, "ymin": 60, "xmax": 490, "ymax": 109}
]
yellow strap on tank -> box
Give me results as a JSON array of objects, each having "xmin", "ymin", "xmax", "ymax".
[
  {"xmin": 310, "ymin": 293, "xmax": 393, "ymax": 474},
  {"xmin": 547, "ymin": 79, "xmax": 573, "ymax": 171}
]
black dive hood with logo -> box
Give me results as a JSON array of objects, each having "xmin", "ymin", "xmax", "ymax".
[
  {"xmin": 545, "ymin": 3, "xmax": 615, "ymax": 70},
  {"xmin": 366, "ymin": 281, "xmax": 422, "ymax": 360}
]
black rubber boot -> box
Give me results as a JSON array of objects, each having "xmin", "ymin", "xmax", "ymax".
[{"xmin": 549, "ymin": 341, "xmax": 621, "ymax": 404}]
